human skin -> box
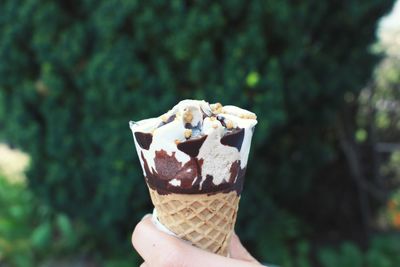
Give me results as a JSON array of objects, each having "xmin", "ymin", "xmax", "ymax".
[{"xmin": 132, "ymin": 216, "xmax": 263, "ymax": 267}]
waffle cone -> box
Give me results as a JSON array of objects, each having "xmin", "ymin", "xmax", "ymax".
[{"xmin": 148, "ymin": 188, "xmax": 240, "ymax": 256}]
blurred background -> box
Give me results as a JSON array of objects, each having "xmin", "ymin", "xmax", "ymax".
[{"xmin": 0, "ymin": 0, "xmax": 400, "ymax": 266}]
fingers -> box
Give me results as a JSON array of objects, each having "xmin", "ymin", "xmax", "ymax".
[
  {"xmin": 132, "ymin": 216, "xmax": 184, "ymax": 266},
  {"xmin": 229, "ymin": 233, "xmax": 260, "ymax": 264},
  {"xmin": 132, "ymin": 216, "xmax": 260, "ymax": 267}
]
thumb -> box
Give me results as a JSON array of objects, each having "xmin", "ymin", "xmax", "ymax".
[{"xmin": 229, "ymin": 232, "xmax": 260, "ymax": 264}]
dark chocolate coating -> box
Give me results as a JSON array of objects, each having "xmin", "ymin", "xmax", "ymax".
[
  {"xmin": 216, "ymin": 115, "xmax": 226, "ymax": 128},
  {"xmin": 141, "ymin": 150, "xmax": 246, "ymax": 195},
  {"xmin": 220, "ymin": 128, "xmax": 245, "ymax": 151},
  {"xmin": 134, "ymin": 132, "xmax": 153, "ymax": 150},
  {"xmin": 177, "ymin": 135, "xmax": 207, "ymax": 158}
]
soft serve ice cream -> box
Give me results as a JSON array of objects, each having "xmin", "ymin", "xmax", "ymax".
[{"xmin": 129, "ymin": 99, "xmax": 257, "ymax": 195}]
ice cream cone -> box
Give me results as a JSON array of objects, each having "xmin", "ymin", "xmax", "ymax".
[
  {"xmin": 130, "ymin": 100, "xmax": 257, "ymax": 257},
  {"xmin": 148, "ymin": 188, "xmax": 240, "ymax": 256}
]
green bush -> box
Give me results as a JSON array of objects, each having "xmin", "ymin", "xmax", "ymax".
[
  {"xmin": 0, "ymin": 0, "xmax": 394, "ymax": 263},
  {"xmin": 318, "ymin": 234, "xmax": 400, "ymax": 267},
  {"xmin": 0, "ymin": 175, "xmax": 35, "ymax": 267},
  {"xmin": 0, "ymin": 174, "xmax": 79, "ymax": 267},
  {"xmin": 0, "ymin": 173, "xmax": 140, "ymax": 267}
]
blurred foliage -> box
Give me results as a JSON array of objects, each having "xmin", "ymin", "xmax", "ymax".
[
  {"xmin": 0, "ymin": 174, "xmax": 138, "ymax": 267},
  {"xmin": 357, "ymin": 34, "xmax": 400, "ymax": 231},
  {"xmin": 358, "ymin": 57, "xmax": 400, "ymax": 141},
  {"xmin": 385, "ymin": 182, "xmax": 400, "ymax": 229},
  {"xmin": 0, "ymin": 0, "xmax": 396, "ymax": 265},
  {"xmin": 0, "ymin": 174, "xmax": 80, "ymax": 267},
  {"xmin": 0, "ymin": 174, "xmax": 35, "ymax": 266},
  {"xmin": 384, "ymin": 151, "xmax": 400, "ymax": 185},
  {"xmin": 318, "ymin": 235, "xmax": 400, "ymax": 267}
]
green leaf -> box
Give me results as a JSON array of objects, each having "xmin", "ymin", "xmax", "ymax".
[
  {"xmin": 246, "ymin": 71, "xmax": 260, "ymax": 88},
  {"xmin": 355, "ymin": 128, "xmax": 368, "ymax": 143},
  {"xmin": 31, "ymin": 222, "xmax": 52, "ymax": 250}
]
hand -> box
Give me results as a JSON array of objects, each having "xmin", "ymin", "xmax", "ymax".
[{"xmin": 132, "ymin": 215, "xmax": 263, "ymax": 267}]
